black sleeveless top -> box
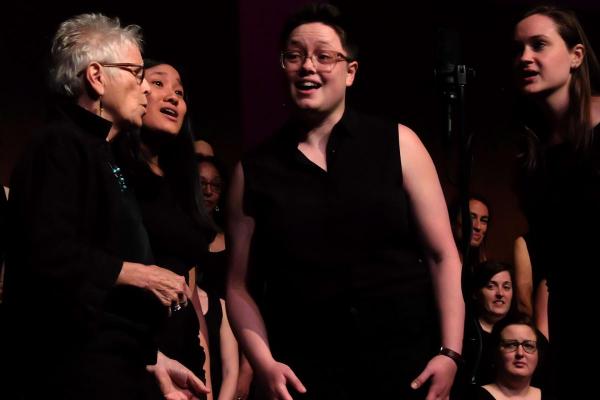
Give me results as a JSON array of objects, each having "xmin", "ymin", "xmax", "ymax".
[{"xmin": 242, "ymin": 109, "xmax": 438, "ymax": 364}]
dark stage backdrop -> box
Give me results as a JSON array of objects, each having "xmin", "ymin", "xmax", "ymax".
[{"xmin": 1, "ymin": 0, "xmax": 599, "ymax": 260}]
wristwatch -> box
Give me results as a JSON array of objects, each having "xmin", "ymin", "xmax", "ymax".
[{"xmin": 439, "ymin": 346, "xmax": 464, "ymax": 366}]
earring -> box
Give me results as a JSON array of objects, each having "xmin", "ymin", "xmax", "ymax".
[
  {"xmin": 99, "ymin": 97, "xmax": 104, "ymax": 117},
  {"xmin": 214, "ymin": 205, "xmax": 220, "ymax": 213}
]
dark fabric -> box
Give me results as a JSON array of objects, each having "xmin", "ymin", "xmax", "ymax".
[
  {"xmin": 522, "ymin": 231, "xmax": 546, "ymax": 291},
  {"xmin": 242, "ymin": 109, "xmax": 439, "ymax": 399},
  {"xmin": 199, "ymin": 249, "xmax": 227, "ymax": 298},
  {"xmin": 470, "ymin": 386, "xmax": 496, "ymax": 400},
  {"xmin": 1, "ymin": 102, "xmax": 163, "ymax": 399},
  {"xmin": 203, "ymin": 289, "xmax": 224, "ymax": 398},
  {"xmin": 134, "ymin": 167, "xmax": 214, "ymax": 380},
  {"xmin": 517, "ymin": 125, "xmax": 600, "ymax": 400}
]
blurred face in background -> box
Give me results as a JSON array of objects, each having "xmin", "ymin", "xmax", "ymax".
[{"xmin": 198, "ymin": 161, "xmax": 222, "ymax": 214}]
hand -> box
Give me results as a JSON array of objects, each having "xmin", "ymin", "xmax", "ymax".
[
  {"xmin": 120, "ymin": 262, "xmax": 188, "ymax": 308},
  {"xmin": 410, "ymin": 355, "xmax": 457, "ymax": 400},
  {"xmin": 147, "ymin": 352, "xmax": 210, "ymax": 400},
  {"xmin": 256, "ymin": 360, "xmax": 306, "ymax": 400}
]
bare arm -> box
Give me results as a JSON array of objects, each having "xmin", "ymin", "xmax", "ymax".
[
  {"xmin": 398, "ymin": 125, "xmax": 464, "ymax": 400},
  {"xmin": 514, "ymin": 236, "xmax": 534, "ymax": 316},
  {"xmin": 216, "ymin": 298, "xmax": 239, "ymax": 400},
  {"xmin": 226, "ymin": 162, "xmax": 305, "ymax": 400},
  {"xmin": 534, "ymin": 279, "xmax": 549, "ymax": 340}
]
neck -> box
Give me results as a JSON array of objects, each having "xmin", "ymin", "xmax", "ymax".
[
  {"xmin": 298, "ymin": 103, "xmax": 345, "ymax": 148},
  {"xmin": 479, "ymin": 314, "xmax": 502, "ymax": 333},
  {"xmin": 494, "ymin": 374, "xmax": 532, "ymax": 397},
  {"xmin": 534, "ymin": 84, "xmax": 571, "ymax": 144}
]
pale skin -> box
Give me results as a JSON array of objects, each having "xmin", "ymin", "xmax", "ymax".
[
  {"xmin": 513, "ymin": 236, "xmax": 534, "ymax": 316},
  {"xmin": 227, "ymin": 21, "xmax": 463, "ymax": 400}
]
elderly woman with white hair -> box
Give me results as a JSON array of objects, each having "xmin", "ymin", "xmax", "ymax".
[{"xmin": 2, "ymin": 13, "xmax": 207, "ymax": 400}]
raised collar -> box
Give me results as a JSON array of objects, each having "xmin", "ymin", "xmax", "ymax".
[{"xmin": 55, "ymin": 100, "xmax": 113, "ymax": 143}]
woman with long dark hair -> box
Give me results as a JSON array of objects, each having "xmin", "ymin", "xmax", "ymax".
[
  {"xmin": 118, "ymin": 59, "xmax": 216, "ymax": 395},
  {"xmin": 512, "ymin": 5, "xmax": 600, "ymax": 398}
]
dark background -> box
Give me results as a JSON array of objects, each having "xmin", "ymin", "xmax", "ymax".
[{"xmin": 1, "ymin": 0, "xmax": 599, "ymax": 260}]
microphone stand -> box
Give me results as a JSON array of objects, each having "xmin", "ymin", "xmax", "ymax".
[{"xmin": 436, "ymin": 59, "xmax": 475, "ymax": 285}]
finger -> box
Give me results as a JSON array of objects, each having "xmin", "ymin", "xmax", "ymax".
[
  {"xmin": 186, "ymin": 372, "xmax": 210, "ymax": 395},
  {"xmin": 283, "ymin": 368, "xmax": 306, "ymax": 394},
  {"xmin": 154, "ymin": 366, "xmax": 177, "ymax": 396},
  {"xmin": 411, "ymin": 367, "xmax": 432, "ymax": 390},
  {"xmin": 274, "ymin": 383, "xmax": 294, "ymax": 400}
]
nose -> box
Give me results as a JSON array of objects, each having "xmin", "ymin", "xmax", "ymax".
[
  {"xmin": 515, "ymin": 344, "xmax": 525, "ymax": 357},
  {"xmin": 165, "ymin": 91, "xmax": 179, "ymax": 105},
  {"xmin": 141, "ymin": 78, "xmax": 151, "ymax": 95},
  {"xmin": 472, "ymin": 218, "xmax": 481, "ymax": 232},
  {"xmin": 519, "ymin": 46, "xmax": 534, "ymax": 64},
  {"xmin": 300, "ymin": 54, "xmax": 317, "ymax": 72}
]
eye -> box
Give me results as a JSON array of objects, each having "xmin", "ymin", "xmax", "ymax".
[
  {"xmin": 175, "ymin": 89, "xmax": 184, "ymax": 97},
  {"xmin": 523, "ymin": 341, "xmax": 537, "ymax": 352},
  {"xmin": 152, "ymin": 80, "xmax": 163, "ymax": 87},
  {"xmin": 316, "ymin": 51, "xmax": 335, "ymax": 63},
  {"xmin": 284, "ymin": 51, "xmax": 303, "ymax": 62},
  {"xmin": 503, "ymin": 284, "xmax": 512, "ymax": 290},
  {"xmin": 531, "ymin": 39, "xmax": 547, "ymax": 51}
]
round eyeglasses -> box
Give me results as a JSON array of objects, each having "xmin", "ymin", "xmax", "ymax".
[
  {"xmin": 499, "ymin": 339, "xmax": 537, "ymax": 354},
  {"xmin": 280, "ymin": 50, "xmax": 351, "ymax": 72}
]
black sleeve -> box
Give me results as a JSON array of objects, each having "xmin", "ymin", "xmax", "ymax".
[{"xmin": 10, "ymin": 131, "xmax": 122, "ymax": 302}]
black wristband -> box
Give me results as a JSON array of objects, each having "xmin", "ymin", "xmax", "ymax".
[{"xmin": 439, "ymin": 346, "xmax": 464, "ymax": 366}]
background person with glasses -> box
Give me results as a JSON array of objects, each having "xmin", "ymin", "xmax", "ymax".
[
  {"xmin": 471, "ymin": 315, "xmax": 543, "ymax": 400},
  {"xmin": 1, "ymin": 13, "xmax": 207, "ymax": 400},
  {"xmin": 227, "ymin": 4, "xmax": 464, "ymax": 399}
]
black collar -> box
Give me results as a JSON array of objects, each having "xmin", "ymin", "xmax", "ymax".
[{"xmin": 55, "ymin": 100, "xmax": 113, "ymax": 142}]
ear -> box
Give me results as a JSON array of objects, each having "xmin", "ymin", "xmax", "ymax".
[
  {"xmin": 345, "ymin": 60, "xmax": 358, "ymax": 87},
  {"xmin": 84, "ymin": 62, "xmax": 106, "ymax": 98},
  {"xmin": 570, "ymin": 43, "xmax": 585, "ymax": 69}
]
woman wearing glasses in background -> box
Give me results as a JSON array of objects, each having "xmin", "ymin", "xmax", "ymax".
[
  {"xmin": 2, "ymin": 14, "xmax": 207, "ymax": 399},
  {"xmin": 226, "ymin": 4, "xmax": 464, "ymax": 399},
  {"xmin": 472, "ymin": 315, "xmax": 543, "ymax": 400}
]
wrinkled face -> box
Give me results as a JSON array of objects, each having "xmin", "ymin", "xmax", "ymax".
[
  {"xmin": 101, "ymin": 45, "xmax": 150, "ymax": 130},
  {"xmin": 142, "ymin": 64, "xmax": 187, "ymax": 135},
  {"xmin": 198, "ymin": 161, "xmax": 222, "ymax": 213},
  {"xmin": 283, "ymin": 22, "xmax": 357, "ymax": 115},
  {"xmin": 469, "ymin": 199, "xmax": 489, "ymax": 247},
  {"xmin": 498, "ymin": 324, "xmax": 539, "ymax": 379},
  {"xmin": 513, "ymin": 14, "xmax": 582, "ymax": 97},
  {"xmin": 478, "ymin": 270, "xmax": 512, "ymax": 319}
]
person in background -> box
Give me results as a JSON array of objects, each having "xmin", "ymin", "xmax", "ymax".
[{"xmin": 471, "ymin": 315, "xmax": 543, "ymax": 400}]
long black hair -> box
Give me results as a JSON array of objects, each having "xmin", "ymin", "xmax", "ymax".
[{"xmin": 116, "ymin": 59, "xmax": 215, "ymax": 233}]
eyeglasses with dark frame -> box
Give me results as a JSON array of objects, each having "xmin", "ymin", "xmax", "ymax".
[
  {"xmin": 200, "ymin": 179, "xmax": 222, "ymax": 194},
  {"xmin": 100, "ymin": 63, "xmax": 145, "ymax": 85},
  {"xmin": 499, "ymin": 339, "xmax": 538, "ymax": 354},
  {"xmin": 280, "ymin": 50, "xmax": 352, "ymax": 72}
]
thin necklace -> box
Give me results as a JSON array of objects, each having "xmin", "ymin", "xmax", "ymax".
[{"xmin": 107, "ymin": 160, "xmax": 128, "ymax": 192}]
